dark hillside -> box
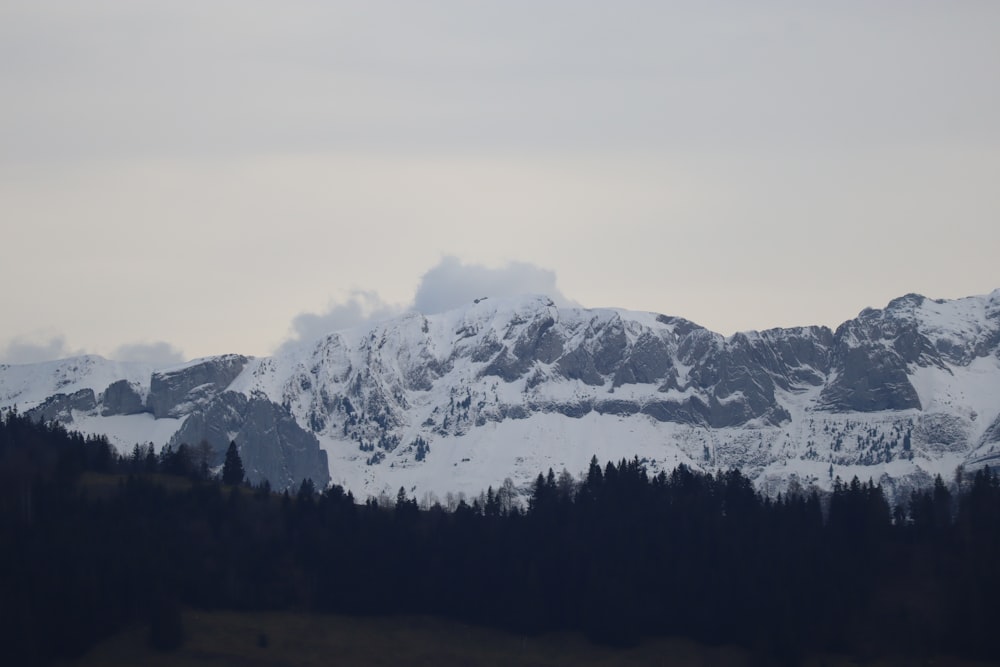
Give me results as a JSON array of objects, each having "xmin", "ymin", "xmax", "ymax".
[{"xmin": 3, "ymin": 409, "xmax": 1000, "ymax": 665}]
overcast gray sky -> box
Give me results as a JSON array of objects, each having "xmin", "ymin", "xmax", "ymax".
[{"xmin": 2, "ymin": 1, "xmax": 998, "ymax": 363}]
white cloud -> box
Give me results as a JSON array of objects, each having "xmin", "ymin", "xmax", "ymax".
[
  {"xmin": 110, "ymin": 341, "xmax": 185, "ymax": 364},
  {"xmin": 281, "ymin": 257, "xmax": 577, "ymax": 347},
  {"xmin": 0, "ymin": 335, "xmax": 82, "ymax": 364},
  {"xmin": 0, "ymin": 336, "xmax": 186, "ymax": 365},
  {"xmin": 287, "ymin": 290, "xmax": 405, "ymax": 345},
  {"xmin": 413, "ymin": 256, "xmax": 577, "ymax": 314}
]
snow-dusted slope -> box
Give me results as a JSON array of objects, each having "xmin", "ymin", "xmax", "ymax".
[
  {"xmin": 2, "ymin": 290, "xmax": 999, "ymax": 500},
  {"xmin": 0, "ymin": 355, "xmax": 154, "ymax": 409}
]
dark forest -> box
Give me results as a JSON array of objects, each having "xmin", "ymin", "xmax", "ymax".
[{"xmin": 2, "ymin": 408, "xmax": 999, "ymax": 665}]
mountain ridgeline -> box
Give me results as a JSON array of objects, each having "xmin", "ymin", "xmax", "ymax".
[{"xmin": 2, "ymin": 290, "xmax": 999, "ymax": 495}]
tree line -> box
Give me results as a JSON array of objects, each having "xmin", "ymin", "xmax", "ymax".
[{"xmin": 2, "ymin": 407, "xmax": 1000, "ymax": 665}]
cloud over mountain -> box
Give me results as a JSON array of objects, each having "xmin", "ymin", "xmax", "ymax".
[
  {"xmin": 413, "ymin": 256, "xmax": 576, "ymax": 314},
  {"xmin": 289, "ymin": 290, "xmax": 405, "ymax": 345},
  {"xmin": 0, "ymin": 335, "xmax": 82, "ymax": 364},
  {"xmin": 283, "ymin": 257, "xmax": 575, "ymax": 347},
  {"xmin": 110, "ymin": 341, "xmax": 185, "ymax": 365}
]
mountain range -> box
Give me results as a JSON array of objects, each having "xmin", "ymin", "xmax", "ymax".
[{"xmin": 2, "ymin": 290, "xmax": 999, "ymax": 503}]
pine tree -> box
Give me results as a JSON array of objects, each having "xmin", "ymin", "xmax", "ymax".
[{"xmin": 221, "ymin": 441, "xmax": 245, "ymax": 486}]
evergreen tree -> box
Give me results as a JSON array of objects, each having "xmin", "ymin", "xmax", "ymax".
[
  {"xmin": 298, "ymin": 478, "xmax": 317, "ymax": 499},
  {"xmin": 221, "ymin": 441, "xmax": 245, "ymax": 485}
]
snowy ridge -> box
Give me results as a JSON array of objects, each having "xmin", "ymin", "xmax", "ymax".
[
  {"xmin": 0, "ymin": 355, "xmax": 154, "ymax": 409},
  {"xmin": 2, "ymin": 291, "xmax": 999, "ymax": 500}
]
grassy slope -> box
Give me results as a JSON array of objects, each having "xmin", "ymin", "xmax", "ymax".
[{"xmin": 59, "ymin": 610, "xmax": 997, "ymax": 667}]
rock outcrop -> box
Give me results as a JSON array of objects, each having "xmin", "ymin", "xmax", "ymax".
[
  {"xmin": 169, "ymin": 391, "xmax": 329, "ymax": 490},
  {"xmin": 27, "ymin": 389, "xmax": 97, "ymax": 424},
  {"xmin": 147, "ymin": 355, "xmax": 248, "ymax": 418},
  {"xmin": 100, "ymin": 380, "xmax": 145, "ymax": 416}
]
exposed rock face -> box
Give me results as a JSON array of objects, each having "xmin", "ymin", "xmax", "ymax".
[
  {"xmin": 147, "ymin": 355, "xmax": 248, "ymax": 418},
  {"xmin": 471, "ymin": 308, "xmax": 806, "ymax": 428},
  {"xmin": 820, "ymin": 301, "xmax": 929, "ymax": 412},
  {"xmin": 27, "ymin": 389, "xmax": 97, "ymax": 424},
  {"xmin": 169, "ymin": 391, "xmax": 329, "ymax": 491},
  {"xmin": 100, "ymin": 380, "xmax": 145, "ymax": 416}
]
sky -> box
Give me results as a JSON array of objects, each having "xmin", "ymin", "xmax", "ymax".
[{"xmin": 2, "ymin": 1, "xmax": 998, "ymax": 364}]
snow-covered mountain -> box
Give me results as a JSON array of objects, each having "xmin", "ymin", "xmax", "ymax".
[{"xmin": 2, "ymin": 290, "xmax": 999, "ymax": 502}]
